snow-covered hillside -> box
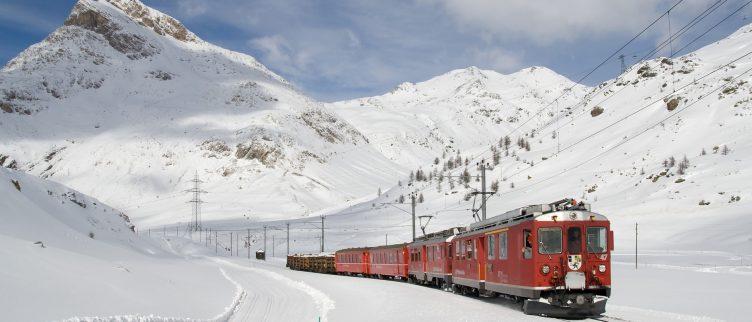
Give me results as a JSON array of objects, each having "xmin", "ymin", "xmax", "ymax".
[
  {"xmin": 329, "ymin": 66, "xmax": 588, "ymax": 167},
  {"xmin": 317, "ymin": 22, "xmax": 752, "ymax": 255},
  {"xmin": 0, "ymin": 167, "xmax": 240, "ymax": 321},
  {"xmin": 0, "ymin": 0, "xmax": 403, "ymax": 226}
]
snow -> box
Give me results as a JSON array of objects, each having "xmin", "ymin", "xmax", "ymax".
[
  {"xmin": 0, "ymin": 168, "xmax": 237, "ymax": 321},
  {"xmin": 1, "ymin": 0, "xmax": 751, "ymax": 320}
]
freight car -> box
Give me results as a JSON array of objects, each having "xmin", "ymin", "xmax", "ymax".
[{"xmin": 286, "ymin": 254, "xmax": 335, "ymax": 273}]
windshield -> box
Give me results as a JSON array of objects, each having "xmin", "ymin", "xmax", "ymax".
[
  {"xmin": 587, "ymin": 227, "xmax": 608, "ymax": 253},
  {"xmin": 568, "ymin": 227, "xmax": 582, "ymax": 254},
  {"xmin": 538, "ymin": 227, "xmax": 562, "ymax": 254}
]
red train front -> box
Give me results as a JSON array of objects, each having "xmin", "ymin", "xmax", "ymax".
[{"xmin": 451, "ymin": 199, "xmax": 612, "ymax": 316}]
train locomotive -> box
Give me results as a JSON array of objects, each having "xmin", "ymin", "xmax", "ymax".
[{"xmin": 289, "ymin": 199, "xmax": 613, "ymax": 318}]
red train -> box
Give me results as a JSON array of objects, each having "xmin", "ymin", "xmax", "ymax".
[{"xmin": 329, "ymin": 199, "xmax": 612, "ymax": 317}]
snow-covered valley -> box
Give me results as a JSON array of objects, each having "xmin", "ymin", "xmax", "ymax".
[{"xmin": 2, "ymin": 0, "xmax": 752, "ymax": 321}]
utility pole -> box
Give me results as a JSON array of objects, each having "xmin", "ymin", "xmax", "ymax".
[
  {"xmin": 635, "ymin": 222, "xmax": 638, "ymax": 270},
  {"xmin": 206, "ymin": 229, "xmax": 209, "ymax": 247},
  {"xmin": 480, "ymin": 161, "xmax": 487, "ymax": 220},
  {"xmin": 264, "ymin": 225, "xmax": 268, "ymax": 255},
  {"xmin": 286, "ymin": 222, "xmax": 290, "ymax": 256},
  {"xmin": 472, "ymin": 160, "xmax": 493, "ymax": 221},
  {"xmin": 411, "ymin": 193, "xmax": 416, "ymax": 242},
  {"xmin": 320, "ymin": 216, "xmax": 325, "ymax": 253},
  {"xmin": 230, "ymin": 232, "xmax": 233, "ymax": 256},
  {"xmin": 273, "ymin": 235, "xmax": 275, "ymax": 257},
  {"xmin": 236, "ymin": 232, "xmax": 239, "ymax": 256},
  {"xmin": 215, "ymin": 231, "xmax": 218, "ymax": 254},
  {"xmin": 618, "ymin": 54, "xmax": 626, "ymax": 73},
  {"xmin": 186, "ymin": 171, "xmax": 207, "ymax": 231},
  {"xmin": 385, "ymin": 233, "xmax": 388, "ymax": 246},
  {"xmin": 247, "ymin": 229, "xmax": 251, "ymax": 259}
]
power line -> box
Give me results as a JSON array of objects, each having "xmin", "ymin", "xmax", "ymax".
[
  {"xmin": 495, "ymin": 62, "xmax": 752, "ymax": 200},
  {"xmin": 451, "ymin": 0, "xmax": 688, "ymax": 172},
  {"xmin": 673, "ymin": 0, "xmax": 752, "ymax": 56}
]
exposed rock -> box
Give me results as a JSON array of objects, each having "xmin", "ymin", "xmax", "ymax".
[
  {"xmin": 637, "ymin": 65, "xmax": 657, "ymax": 78},
  {"xmin": 666, "ymin": 97, "xmax": 681, "ymax": 111},
  {"xmin": 64, "ymin": 3, "xmax": 159, "ymax": 59},
  {"xmin": 11, "ymin": 180, "xmax": 21, "ymax": 191},
  {"xmin": 104, "ymin": 0, "xmax": 197, "ymax": 42},
  {"xmin": 236, "ymin": 142, "xmax": 283, "ymax": 167},
  {"xmin": 590, "ymin": 106, "xmax": 604, "ymax": 117},
  {"xmin": 200, "ymin": 139, "xmax": 231, "ymax": 158},
  {"xmin": 147, "ymin": 70, "xmax": 173, "ymax": 80}
]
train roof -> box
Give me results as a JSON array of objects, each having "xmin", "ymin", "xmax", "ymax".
[
  {"xmin": 335, "ymin": 247, "xmax": 370, "ymax": 253},
  {"xmin": 459, "ymin": 198, "xmax": 607, "ymax": 236},
  {"xmin": 410, "ymin": 227, "xmax": 465, "ymax": 246},
  {"xmin": 369, "ymin": 243, "xmax": 408, "ymax": 250}
]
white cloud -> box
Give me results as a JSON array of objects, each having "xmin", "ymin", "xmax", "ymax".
[
  {"xmin": 428, "ymin": 0, "xmax": 667, "ymax": 44},
  {"xmin": 466, "ymin": 47, "xmax": 524, "ymax": 72},
  {"xmin": 177, "ymin": 0, "xmax": 208, "ymax": 17}
]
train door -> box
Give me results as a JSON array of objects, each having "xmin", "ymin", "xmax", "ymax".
[
  {"xmin": 363, "ymin": 251, "xmax": 370, "ymax": 274},
  {"xmin": 485, "ymin": 233, "xmax": 495, "ymax": 283},
  {"xmin": 421, "ymin": 245, "xmax": 427, "ymax": 276},
  {"xmin": 478, "ymin": 236, "xmax": 486, "ymax": 282}
]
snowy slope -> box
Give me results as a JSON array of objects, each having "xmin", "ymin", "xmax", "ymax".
[
  {"xmin": 314, "ymin": 23, "xmax": 752, "ymax": 256},
  {"xmin": 0, "ymin": 167, "xmax": 239, "ymax": 321},
  {"xmin": 329, "ymin": 66, "xmax": 588, "ymax": 167},
  {"xmin": 0, "ymin": 0, "xmax": 403, "ymax": 226}
]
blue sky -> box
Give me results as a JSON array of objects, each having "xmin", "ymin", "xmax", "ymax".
[{"xmin": 1, "ymin": 0, "xmax": 751, "ymax": 101}]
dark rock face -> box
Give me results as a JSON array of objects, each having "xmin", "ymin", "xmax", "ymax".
[
  {"xmin": 64, "ymin": 3, "xmax": 158, "ymax": 60},
  {"xmin": 105, "ymin": 0, "xmax": 196, "ymax": 42},
  {"xmin": 236, "ymin": 142, "xmax": 283, "ymax": 167},
  {"xmin": 666, "ymin": 97, "xmax": 681, "ymax": 111},
  {"xmin": 590, "ymin": 106, "xmax": 604, "ymax": 117}
]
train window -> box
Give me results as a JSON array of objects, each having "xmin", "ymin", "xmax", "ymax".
[
  {"xmin": 438, "ymin": 246, "xmax": 442, "ymax": 260},
  {"xmin": 499, "ymin": 232, "xmax": 508, "ymax": 260},
  {"xmin": 448, "ymin": 245, "xmax": 452, "ymax": 259},
  {"xmin": 587, "ymin": 227, "xmax": 608, "ymax": 253},
  {"xmin": 474, "ymin": 239, "xmax": 478, "ymax": 259},
  {"xmin": 487, "ymin": 234, "xmax": 496, "ymax": 260},
  {"xmin": 539, "ymin": 227, "xmax": 563, "ymax": 254},
  {"xmin": 567, "ymin": 227, "xmax": 582, "ymax": 254},
  {"xmin": 523, "ymin": 230, "xmax": 533, "ymax": 259},
  {"xmin": 455, "ymin": 242, "xmax": 460, "ymax": 258},
  {"xmin": 466, "ymin": 239, "xmax": 474, "ymax": 259},
  {"xmin": 460, "ymin": 241, "xmax": 465, "ymax": 259}
]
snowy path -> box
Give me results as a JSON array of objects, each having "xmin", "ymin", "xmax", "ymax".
[
  {"xmin": 212, "ymin": 258, "xmax": 332, "ymax": 322},
  {"xmin": 207, "ymin": 256, "xmax": 729, "ymax": 322}
]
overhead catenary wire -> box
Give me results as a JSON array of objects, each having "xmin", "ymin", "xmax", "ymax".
[
  {"xmin": 494, "ymin": 61, "xmax": 752, "ymax": 200},
  {"xmin": 450, "ymin": 0, "xmax": 688, "ymax": 170}
]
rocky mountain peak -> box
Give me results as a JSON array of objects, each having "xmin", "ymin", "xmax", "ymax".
[{"xmin": 65, "ymin": 0, "xmax": 198, "ymax": 47}]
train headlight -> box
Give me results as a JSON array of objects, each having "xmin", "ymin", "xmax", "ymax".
[
  {"xmin": 598, "ymin": 264, "xmax": 606, "ymax": 273},
  {"xmin": 541, "ymin": 265, "xmax": 550, "ymax": 275}
]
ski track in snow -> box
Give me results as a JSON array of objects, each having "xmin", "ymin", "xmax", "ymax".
[
  {"xmin": 212, "ymin": 258, "xmax": 336, "ymax": 322},
  {"xmin": 58, "ymin": 268, "xmax": 246, "ymax": 322}
]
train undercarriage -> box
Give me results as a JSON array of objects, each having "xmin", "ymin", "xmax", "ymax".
[{"xmin": 523, "ymin": 292, "xmax": 608, "ymax": 318}]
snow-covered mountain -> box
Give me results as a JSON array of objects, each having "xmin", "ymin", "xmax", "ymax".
[
  {"xmin": 320, "ymin": 23, "xmax": 752, "ymax": 254},
  {"xmin": 329, "ymin": 66, "xmax": 588, "ymax": 167},
  {"xmin": 0, "ymin": 0, "xmax": 403, "ymax": 226}
]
